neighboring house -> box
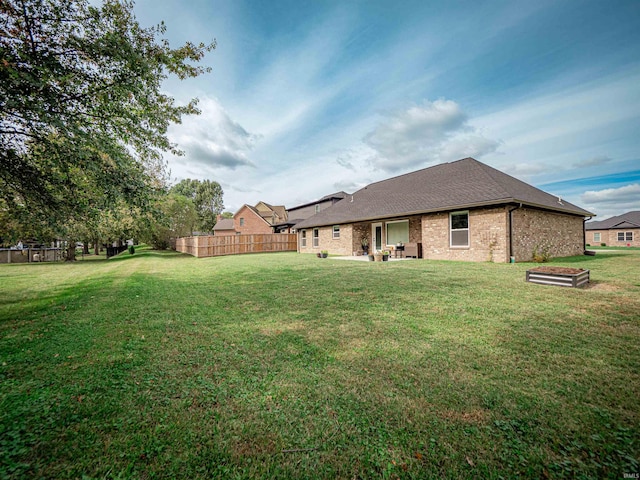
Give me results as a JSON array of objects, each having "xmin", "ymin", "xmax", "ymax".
[
  {"xmin": 585, "ymin": 211, "xmax": 640, "ymax": 247},
  {"xmin": 294, "ymin": 158, "xmax": 594, "ymax": 263},
  {"xmin": 274, "ymin": 191, "xmax": 349, "ymax": 233},
  {"xmin": 212, "ymin": 216, "xmax": 236, "ymax": 236},
  {"xmin": 233, "ymin": 202, "xmax": 288, "ymax": 235}
]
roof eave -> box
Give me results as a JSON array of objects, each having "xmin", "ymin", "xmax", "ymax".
[{"xmin": 295, "ymin": 198, "xmax": 593, "ymax": 229}]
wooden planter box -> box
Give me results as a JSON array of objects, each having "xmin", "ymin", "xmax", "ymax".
[{"xmin": 526, "ymin": 266, "xmax": 590, "ymax": 288}]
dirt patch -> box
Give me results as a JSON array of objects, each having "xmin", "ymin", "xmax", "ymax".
[
  {"xmin": 439, "ymin": 408, "xmax": 491, "ymax": 425},
  {"xmin": 528, "ymin": 266, "xmax": 586, "ymax": 275},
  {"xmin": 583, "ymin": 281, "xmax": 619, "ymax": 291}
]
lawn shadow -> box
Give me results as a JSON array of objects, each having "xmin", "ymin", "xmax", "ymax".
[{"xmin": 106, "ymin": 249, "xmax": 189, "ymax": 262}]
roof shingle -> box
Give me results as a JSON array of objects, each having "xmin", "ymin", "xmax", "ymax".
[
  {"xmin": 585, "ymin": 211, "xmax": 640, "ymax": 230},
  {"xmin": 294, "ymin": 158, "xmax": 593, "ymax": 229}
]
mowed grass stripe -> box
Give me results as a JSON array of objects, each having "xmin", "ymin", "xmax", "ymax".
[{"xmin": 0, "ymin": 247, "xmax": 638, "ymax": 478}]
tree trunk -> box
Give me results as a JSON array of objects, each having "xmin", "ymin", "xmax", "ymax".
[{"xmin": 65, "ymin": 244, "xmax": 76, "ymax": 261}]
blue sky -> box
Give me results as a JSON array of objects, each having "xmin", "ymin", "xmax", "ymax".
[{"xmin": 133, "ymin": 0, "xmax": 640, "ymax": 219}]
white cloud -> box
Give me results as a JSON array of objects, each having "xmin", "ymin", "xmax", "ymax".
[
  {"xmin": 581, "ymin": 183, "xmax": 640, "ymax": 206},
  {"xmin": 573, "ymin": 155, "xmax": 613, "ymax": 168},
  {"xmin": 363, "ymin": 99, "xmax": 500, "ymax": 172},
  {"xmin": 501, "ymin": 162, "xmax": 552, "ymax": 178},
  {"xmin": 168, "ymin": 97, "xmax": 259, "ymax": 172}
]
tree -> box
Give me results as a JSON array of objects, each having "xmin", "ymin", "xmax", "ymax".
[
  {"xmin": 170, "ymin": 179, "xmax": 200, "ymax": 200},
  {"xmin": 139, "ymin": 193, "xmax": 197, "ymax": 249},
  {"xmin": 0, "ymin": 0, "xmax": 215, "ymax": 241},
  {"xmin": 195, "ymin": 180, "xmax": 223, "ymax": 233},
  {"xmin": 170, "ymin": 178, "xmax": 223, "ymax": 233}
]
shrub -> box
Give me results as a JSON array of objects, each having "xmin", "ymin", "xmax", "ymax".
[
  {"xmin": 128, "ymin": 245, "xmax": 135, "ymax": 255},
  {"xmin": 532, "ymin": 245, "xmax": 551, "ymax": 263},
  {"xmin": 601, "ymin": 243, "xmax": 606, "ymax": 247},
  {"xmin": 586, "ymin": 243, "xmax": 590, "ymax": 247}
]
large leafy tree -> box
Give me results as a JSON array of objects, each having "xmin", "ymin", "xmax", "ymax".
[
  {"xmin": 0, "ymin": 0, "xmax": 215, "ymax": 244},
  {"xmin": 138, "ymin": 193, "xmax": 198, "ymax": 249},
  {"xmin": 170, "ymin": 178, "xmax": 223, "ymax": 233}
]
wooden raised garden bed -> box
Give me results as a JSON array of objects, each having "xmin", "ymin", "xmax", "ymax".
[{"xmin": 526, "ymin": 266, "xmax": 590, "ymax": 288}]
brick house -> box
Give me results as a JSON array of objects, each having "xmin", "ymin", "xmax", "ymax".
[
  {"xmin": 585, "ymin": 211, "xmax": 640, "ymax": 247},
  {"xmin": 273, "ymin": 192, "xmax": 348, "ymax": 233},
  {"xmin": 212, "ymin": 216, "xmax": 236, "ymax": 236},
  {"xmin": 219, "ymin": 201, "xmax": 288, "ymax": 235},
  {"xmin": 294, "ymin": 158, "xmax": 594, "ymax": 263}
]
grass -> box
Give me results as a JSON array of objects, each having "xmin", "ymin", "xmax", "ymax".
[{"xmin": 1, "ymin": 247, "xmax": 638, "ymax": 479}]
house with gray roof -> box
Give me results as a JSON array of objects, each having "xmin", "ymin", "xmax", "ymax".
[
  {"xmin": 294, "ymin": 158, "xmax": 594, "ymax": 263},
  {"xmin": 585, "ymin": 211, "xmax": 640, "ymax": 247},
  {"xmin": 273, "ymin": 191, "xmax": 349, "ymax": 233},
  {"xmin": 212, "ymin": 216, "xmax": 236, "ymax": 236}
]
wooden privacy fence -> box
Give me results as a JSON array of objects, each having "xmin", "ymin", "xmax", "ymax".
[{"xmin": 175, "ymin": 234, "xmax": 298, "ymax": 258}]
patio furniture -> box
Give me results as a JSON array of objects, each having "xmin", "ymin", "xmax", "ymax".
[
  {"xmin": 394, "ymin": 244, "xmax": 405, "ymax": 258},
  {"xmin": 404, "ymin": 242, "xmax": 421, "ymax": 258}
]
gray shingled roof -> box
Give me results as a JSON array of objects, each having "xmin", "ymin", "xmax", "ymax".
[
  {"xmin": 585, "ymin": 211, "xmax": 640, "ymax": 230},
  {"xmin": 294, "ymin": 158, "xmax": 593, "ymax": 229},
  {"xmin": 213, "ymin": 218, "xmax": 234, "ymax": 231},
  {"xmin": 288, "ymin": 191, "xmax": 349, "ymax": 211}
]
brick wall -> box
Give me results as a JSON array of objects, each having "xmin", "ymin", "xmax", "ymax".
[
  {"xmin": 351, "ymin": 216, "xmax": 422, "ymax": 255},
  {"xmin": 298, "ymin": 225, "xmax": 354, "ymax": 255},
  {"xmin": 296, "ymin": 207, "xmax": 586, "ymax": 261},
  {"xmin": 213, "ymin": 229, "xmax": 236, "ymax": 236},
  {"xmin": 511, "ymin": 207, "xmax": 585, "ymax": 261},
  {"xmin": 234, "ymin": 205, "xmax": 273, "ymax": 235},
  {"xmin": 586, "ymin": 229, "xmax": 640, "ymax": 247},
  {"xmin": 421, "ymin": 207, "xmax": 509, "ymax": 262}
]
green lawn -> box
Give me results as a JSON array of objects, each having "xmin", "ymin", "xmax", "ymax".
[{"xmin": 1, "ymin": 248, "xmax": 638, "ymax": 479}]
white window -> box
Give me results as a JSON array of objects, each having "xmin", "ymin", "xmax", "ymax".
[
  {"xmin": 315, "ymin": 204, "xmax": 320, "ymax": 213},
  {"xmin": 386, "ymin": 220, "xmax": 409, "ymax": 245},
  {"xmin": 618, "ymin": 231, "xmax": 633, "ymax": 241},
  {"xmin": 313, "ymin": 229, "xmax": 319, "ymax": 247},
  {"xmin": 333, "ymin": 226, "xmax": 340, "ymax": 239},
  {"xmin": 301, "ymin": 230, "xmax": 307, "ymax": 247},
  {"xmin": 450, "ymin": 211, "xmax": 469, "ymax": 247},
  {"xmin": 593, "ymin": 232, "xmax": 601, "ymax": 243}
]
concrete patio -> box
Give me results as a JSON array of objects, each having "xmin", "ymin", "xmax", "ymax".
[{"xmin": 330, "ymin": 255, "xmax": 415, "ymax": 262}]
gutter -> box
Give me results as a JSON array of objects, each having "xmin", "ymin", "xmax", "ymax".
[
  {"xmin": 295, "ymin": 197, "xmax": 593, "ymax": 231},
  {"xmin": 508, "ymin": 203, "xmax": 523, "ymax": 262},
  {"xmin": 583, "ymin": 216, "xmax": 592, "ymax": 252}
]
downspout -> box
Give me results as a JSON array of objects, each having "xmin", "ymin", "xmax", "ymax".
[
  {"xmin": 508, "ymin": 203, "xmax": 523, "ymax": 262},
  {"xmin": 583, "ymin": 216, "xmax": 592, "ymax": 252}
]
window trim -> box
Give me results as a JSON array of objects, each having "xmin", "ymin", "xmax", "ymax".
[
  {"xmin": 450, "ymin": 210, "xmax": 469, "ymax": 248},
  {"xmin": 385, "ymin": 219, "xmax": 409, "ymax": 245},
  {"xmin": 313, "ymin": 228, "xmax": 319, "ymax": 247},
  {"xmin": 301, "ymin": 230, "xmax": 307, "ymax": 247},
  {"xmin": 593, "ymin": 232, "xmax": 601, "ymax": 243},
  {"xmin": 618, "ymin": 231, "xmax": 633, "ymax": 242},
  {"xmin": 371, "ymin": 222, "xmax": 383, "ymax": 251},
  {"xmin": 332, "ymin": 225, "xmax": 340, "ymax": 239},
  {"xmin": 239, "ymin": 217, "xmax": 245, "ymax": 227}
]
